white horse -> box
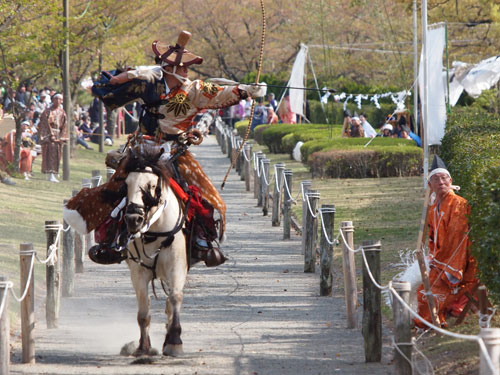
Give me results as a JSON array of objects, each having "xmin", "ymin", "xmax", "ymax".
[{"xmin": 122, "ymin": 147, "xmax": 187, "ymax": 357}]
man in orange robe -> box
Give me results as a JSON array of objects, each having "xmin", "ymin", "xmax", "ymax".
[{"xmin": 415, "ymin": 156, "xmax": 478, "ymax": 329}]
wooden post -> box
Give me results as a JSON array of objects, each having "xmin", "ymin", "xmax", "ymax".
[
  {"xmin": 319, "ymin": 205, "xmax": 335, "ymax": 296},
  {"xmin": 272, "ymin": 163, "xmax": 285, "ymax": 226},
  {"xmin": 254, "ymin": 152, "xmax": 263, "ymax": 200},
  {"xmin": 257, "ymin": 155, "xmax": 266, "ymax": 207},
  {"xmin": 341, "ymin": 221, "xmax": 358, "ymax": 328},
  {"xmin": 300, "ymin": 180, "xmax": 312, "ymax": 253},
  {"xmin": 283, "ymin": 169, "xmax": 293, "ymax": 240},
  {"xmin": 226, "ymin": 130, "xmax": 232, "ymax": 161},
  {"xmin": 392, "ymin": 281, "xmax": 412, "ymax": 375},
  {"xmin": 72, "ymin": 189, "xmax": 85, "ymax": 274},
  {"xmin": 304, "ymin": 190, "xmax": 320, "ymax": 273},
  {"xmin": 362, "ymin": 240, "xmax": 382, "ymax": 362},
  {"xmin": 221, "ymin": 129, "xmax": 227, "ymax": 154},
  {"xmin": 239, "ymin": 140, "xmax": 245, "ymax": 181},
  {"xmin": 244, "ymin": 143, "xmax": 252, "ymax": 192},
  {"xmin": 62, "ymin": 200, "xmax": 75, "ymax": 297},
  {"xmin": 45, "ymin": 221, "xmax": 61, "ymax": 329},
  {"xmin": 480, "ymin": 328, "xmax": 500, "ymax": 375},
  {"xmin": 261, "ymin": 158, "xmax": 270, "ymax": 215},
  {"xmin": 91, "ymin": 170, "xmax": 102, "ymax": 187},
  {"xmin": 235, "ymin": 136, "xmax": 241, "ymax": 174},
  {"xmin": 0, "ymin": 276, "xmax": 10, "ymax": 373},
  {"xmin": 19, "ymin": 243, "xmax": 35, "ymax": 363},
  {"xmin": 106, "ymin": 168, "xmax": 115, "ymax": 182}
]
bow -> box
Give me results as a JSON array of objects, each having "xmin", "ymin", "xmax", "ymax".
[{"xmin": 221, "ymin": 0, "xmax": 266, "ymax": 190}]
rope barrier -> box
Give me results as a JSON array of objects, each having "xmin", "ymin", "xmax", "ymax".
[
  {"xmin": 260, "ymin": 159, "xmax": 270, "ymax": 187},
  {"xmin": 0, "ymin": 223, "xmax": 64, "ymax": 319},
  {"xmin": 305, "ymin": 192, "xmax": 319, "ymax": 219},
  {"xmin": 242, "ymin": 145, "xmax": 251, "ymax": 162},
  {"xmin": 273, "ymin": 164, "xmax": 283, "ymax": 193},
  {"xmin": 335, "ymin": 226, "xmax": 499, "ymax": 375},
  {"xmin": 282, "ymin": 172, "xmax": 299, "ymax": 204},
  {"xmin": 318, "ymin": 208, "xmax": 339, "ymax": 245}
]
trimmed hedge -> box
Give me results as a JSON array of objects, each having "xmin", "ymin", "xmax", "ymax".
[
  {"xmin": 261, "ymin": 124, "xmax": 340, "ymax": 153},
  {"xmin": 439, "ymin": 107, "xmax": 500, "ymax": 303},
  {"xmin": 307, "ymin": 145, "xmax": 422, "ymax": 178}
]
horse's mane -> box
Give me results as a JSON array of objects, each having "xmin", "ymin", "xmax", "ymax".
[{"xmin": 124, "ymin": 144, "xmax": 173, "ymax": 183}]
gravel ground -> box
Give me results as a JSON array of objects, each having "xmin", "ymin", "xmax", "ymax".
[{"xmin": 9, "ymin": 135, "xmax": 395, "ymax": 374}]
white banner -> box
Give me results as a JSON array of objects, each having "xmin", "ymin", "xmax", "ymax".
[
  {"xmin": 419, "ymin": 25, "xmax": 447, "ymax": 146},
  {"xmin": 287, "ymin": 44, "xmax": 307, "ymax": 117}
]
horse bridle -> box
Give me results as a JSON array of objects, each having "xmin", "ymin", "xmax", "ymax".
[{"xmin": 125, "ymin": 168, "xmax": 189, "ymax": 280}]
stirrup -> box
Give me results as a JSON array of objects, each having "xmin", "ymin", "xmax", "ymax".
[
  {"xmin": 88, "ymin": 244, "xmax": 127, "ymax": 265},
  {"xmin": 192, "ymin": 243, "xmax": 227, "ymax": 267}
]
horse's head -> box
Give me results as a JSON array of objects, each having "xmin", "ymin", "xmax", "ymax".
[{"xmin": 123, "ymin": 146, "xmax": 169, "ymax": 234}]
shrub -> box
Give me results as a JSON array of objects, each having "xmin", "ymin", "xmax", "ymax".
[
  {"xmin": 234, "ymin": 120, "xmax": 249, "ymax": 138},
  {"xmin": 307, "ymin": 146, "xmax": 422, "ymax": 178},
  {"xmin": 439, "ymin": 107, "xmax": 500, "ymax": 302},
  {"xmin": 261, "ymin": 124, "xmax": 339, "ymax": 153},
  {"xmin": 253, "ymin": 124, "xmax": 271, "ymax": 145}
]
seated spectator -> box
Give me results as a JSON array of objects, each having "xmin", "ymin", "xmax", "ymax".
[
  {"xmin": 347, "ymin": 116, "xmax": 365, "ymax": 137},
  {"xmin": 75, "ymin": 125, "xmax": 93, "ymax": 150},
  {"xmin": 341, "ymin": 109, "xmax": 352, "ymax": 138},
  {"xmin": 380, "ymin": 123, "xmax": 393, "ymax": 137},
  {"xmin": 266, "ymin": 105, "xmax": 279, "ymax": 124},
  {"xmin": 401, "ymin": 125, "xmax": 422, "ymax": 147},
  {"xmin": 78, "ymin": 115, "xmax": 93, "ymax": 140}
]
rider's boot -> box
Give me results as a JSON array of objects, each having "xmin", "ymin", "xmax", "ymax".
[{"xmin": 88, "ymin": 243, "xmax": 127, "ymax": 265}]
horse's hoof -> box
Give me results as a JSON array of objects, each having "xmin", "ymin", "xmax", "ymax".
[
  {"xmin": 120, "ymin": 341, "xmax": 138, "ymax": 356},
  {"xmin": 133, "ymin": 347, "xmax": 159, "ymax": 357},
  {"xmin": 163, "ymin": 344, "xmax": 183, "ymax": 357}
]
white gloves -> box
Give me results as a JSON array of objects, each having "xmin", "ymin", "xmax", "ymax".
[{"xmin": 238, "ymin": 82, "xmax": 267, "ymax": 99}]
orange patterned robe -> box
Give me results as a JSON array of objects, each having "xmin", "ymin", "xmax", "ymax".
[
  {"xmin": 415, "ymin": 190, "xmax": 478, "ymax": 328},
  {"xmin": 65, "ymin": 70, "xmax": 236, "ymax": 236}
]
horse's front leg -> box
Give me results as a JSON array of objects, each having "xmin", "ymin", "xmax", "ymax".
[
  {"xmin": 128, "ymin": 261, "xmax": 155, "ymax": 356},
  {"xmin": 160, "ymin": 236, "xmax": 188, "ymax": 357}
]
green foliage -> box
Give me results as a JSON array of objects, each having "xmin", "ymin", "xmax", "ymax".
[
  {"xmin": 440, "ymin": 107, "xmax": 500, "ymax": 303},
  {"xmin": 470, "ymin": 88, "xmax": 500, "ymax": 114},
  {"xmin": 308, "ymin": 100, "xmax": 396, "ymax": 128},
  {"xmin": 307, "ymin": 147, "xmax": 422, "ymax": 178},
  {"xmin": 300, "ymin": 136, "xmax": 418, "ymax": 162}
]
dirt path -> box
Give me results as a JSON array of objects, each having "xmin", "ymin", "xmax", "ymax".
[{"xmin": 10, "ymin": 135, "xmax": 394, "ymax": 374}]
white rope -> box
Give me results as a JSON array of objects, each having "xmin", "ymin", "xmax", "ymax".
[
  {"xmin": 479, "ymin": 307, "xmax": 497, "ymax": 329},
  {"xmin": 9, "ymin": 252, "xmax": 35, "ymax": 302},
  {"xmin": 0, "ymin": 281, "xmax": 14, "ymax": 317},
  {"xmin": 255, "ymin": 155, "xmax": 262, "ymax": 177},
  {"xmin": 305, "ymin": 192, "xmax": 319, "ymax": 219},
  {"xmin": 259, "ymin": 159, "xmax": 269, "ymax": 186},
  {"xmin": 242, "ymin": 146, "xmax": 251, "ymax": 162},
  {"xmin": 37, "ymin": 224, "xmax": 63, "ymax": 265},
  {"xmin": 318, "ymin": 209, "xmax": 339, "ymax": 245},
  {"xmin": 91, "ymin": 175, "xmax": 102, "ymax": 187},
  {"xmin": 338, "ymin": 227, "xmax": 364, "ymax": 253},
  {"xmin": 283, "ymin": 172, "xmax": 292, "ymax": 199},
  {"xmin": 274, "ymin": 164, "xmax": 282, "ymax": 193}
]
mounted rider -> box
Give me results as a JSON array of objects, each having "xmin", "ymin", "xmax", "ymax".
[{"xmin": 64, "ymin": 30, "xmax": 266, "ymax": 267}]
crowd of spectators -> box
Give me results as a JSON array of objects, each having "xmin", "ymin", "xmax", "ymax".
[
  {"xmin": 222, "ymin": 92, "xmax": 310, "ymax": 130},
  {"xmin": 0, "ymin": 82, "xmax": 119, "ymax": 185}
]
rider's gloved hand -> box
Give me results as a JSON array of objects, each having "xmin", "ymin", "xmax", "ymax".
[{"xmin": 238, "ymin": 82, "xmax": 267, "ymax": 99}]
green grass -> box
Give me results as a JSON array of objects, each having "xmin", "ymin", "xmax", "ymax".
[
  {"xmin": 0, "ymin": 140, "xmax": 119, "ymax": 328},
  {"xmin": 251, "ymin": 143, "xmax": 424, "ymax": 283}
]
